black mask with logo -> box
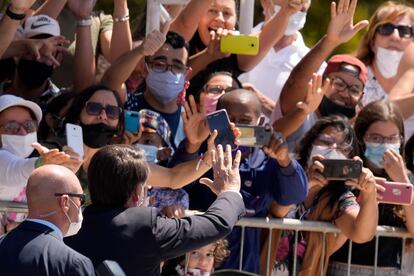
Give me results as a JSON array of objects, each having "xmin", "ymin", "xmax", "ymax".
[
  {"xmin": 81, "ymin": 123, "xmax": 117, "ymax": 149},
  {"xmin": 318, "ymin": 96, "xmax": 356, "ymax": 119},
  {"xmin": 17, "ymin": 59, "xmax": 53, "ymax": 89}
]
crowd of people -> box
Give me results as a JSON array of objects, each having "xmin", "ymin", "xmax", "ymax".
[{"xmin": 0, "ymin": 0, "xmax": 413, "ymax": 275}]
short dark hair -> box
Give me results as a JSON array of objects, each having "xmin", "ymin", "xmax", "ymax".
[
  {"xmin": 166, "ymin": 31, "xmax": 189, "ymax": 51},
  {"xmin": 88, "ymin": 144, "xmax": 149, "ymax": 207}
]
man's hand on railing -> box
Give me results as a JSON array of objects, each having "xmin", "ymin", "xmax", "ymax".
[{"xmin": 200, "ymin": 145, "xmax": 241, "ymax": 195}]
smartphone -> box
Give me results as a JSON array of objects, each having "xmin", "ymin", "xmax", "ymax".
[
  {"xmin": 66, "ymin": 123, "xmax": 84, "ymax": 159},
  {"xmin": 124, "ymin": 110, "xmax": 140, "ymax": 134},
  {"xmin": 236, "ymin": 124, "xmax": 273, "ymax": 147},
  {"xmin": 377, "ymin": 181, "xmax": 413, "ymax": 206},
  {"xmin": 220, "ymin": 35, "xmax": 259, "ymax": 55},
  {"xmin": 320, "ymin": 159, "xmax": 362, "ymax": 180},
  {"xmin": 207, "ymin": 109, "xmax": 236, "ymax": 149}
]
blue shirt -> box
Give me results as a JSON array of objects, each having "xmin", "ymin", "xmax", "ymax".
[
  {"xmin": 26, "ymin": 218, "xmax": 63, "ymax": 240},
  {"xmin": 125, "ymin": 92, "xmax": 185, "ymax": 150}
]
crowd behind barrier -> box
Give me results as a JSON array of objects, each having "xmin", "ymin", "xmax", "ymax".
[{"xmin": 1, "ymin": 0, "xmax": 414, "ymax": 275}]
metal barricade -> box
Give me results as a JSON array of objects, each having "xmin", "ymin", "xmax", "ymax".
[
  {"xmin": 1, "ymin": 202, "xmax": 411, "ymax": 275},
  {"xmin": 236, "ymin": 217, "xmax": 412, "ymax": 276}
]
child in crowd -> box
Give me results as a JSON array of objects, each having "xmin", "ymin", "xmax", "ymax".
[{"xmin": 135, "ymin": 109, "xmax": 189, "ymax": 212}]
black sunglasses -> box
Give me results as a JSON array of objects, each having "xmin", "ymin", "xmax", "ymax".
[
  {"xmin": 85, "ymin": 101, "xmax": 122, "ymax": 120},
  {"xmin": 377, "ymin": 23, "xmax": 414, "ymax": 38},
  {"xmin": 54, "ymin": 193, "xmax": 86, "ymax": 206}
]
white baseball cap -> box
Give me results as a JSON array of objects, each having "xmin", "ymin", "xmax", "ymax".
[
  {"xmin": 21, "ymin": 15, "xmax": 60, "ymax": 38},
  {"xmin": 0, "ymin": 95, "xmax": 43, "ymax": 123}
]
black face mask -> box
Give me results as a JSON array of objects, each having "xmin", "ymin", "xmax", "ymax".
[
  {"xmin": 318, "ymin": 96, "xmax": 356, "ymax": 119},
  {"xmin": 81, "ymin": 123, "xmax": 117, "ymax": 149},
  {"xmin": 17, "ymin": 59, "xmax": 53, "ymax": 89}
]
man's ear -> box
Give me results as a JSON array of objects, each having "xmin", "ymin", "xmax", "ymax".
[{"xmin": 59, "ymin": 195, "xmax": 70, "ymax": 213}]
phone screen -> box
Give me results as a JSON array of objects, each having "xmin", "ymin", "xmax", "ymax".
[
  {"xmin": 207, "ymin": 109, "xmax": 236, "ymax": 148},
  {"xmin": 66, "ymin": 123, "xmax": 84, "ymax": 159}
]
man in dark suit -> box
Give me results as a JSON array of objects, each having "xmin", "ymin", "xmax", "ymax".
[
  {"xmin": 0, "ymin": 165, "xmax": 95, "ymax": 276},
  {"xmin": 65, "ymin": 143, "xmax": 245, "ymax": 276}
]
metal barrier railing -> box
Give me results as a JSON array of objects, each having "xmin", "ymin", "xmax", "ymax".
[
  {"xmin": 145, "ymin": 0, "xmax": 255, "ymax": 35},
  {"xmin": 1, "ymin": 203, "xmax": 411, "ymax": 276},
  {"xmin": 236, "ymin": 217, "xmax": 412, "ymax": 276}
]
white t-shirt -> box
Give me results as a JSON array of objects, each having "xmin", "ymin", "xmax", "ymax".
[
  {"xmin": 239, "ymin": 23, "xmax": 311, "ymax": 102},
  {"xmin": 0, "ymin": 149, "xmax": 35, "ymax": 202},
  {"xmin": 361, "ymin": 66, "xmax": 388, "ymax": 106},
  {"xmin": 271, "ymin": 101, "xmax": 318, "ymax": 152},
  {"xmin": 362, "ymin": 66, "xmax": 414, "ymax": 141}
]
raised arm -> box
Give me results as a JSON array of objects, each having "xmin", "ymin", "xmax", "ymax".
[
  {"xmin": 236, "ymin": 0, "xmax": 302, "ymax": 71},
  {"xmin": 279, "ymin": 0, "xmax": 368, "ymax": 115},
  {"xmin": 0, "ymin": 0, "xmax": 35, "ymax": 58},
  {"xmin": 274, "ymin": 74, "xmax": 329, "ymax": 138},
  {"xmin": 101, "ymin": 29, "xmax": 166, "ymax": 94},
  {"xmin": 34, "ymin": 0, "xmax": 66, "ymax": 18},
  {"xmin": 68, "ymin": 0, "xmax": 96, "ymax": 93},
  {"xmin": 169, "ymin": 0, "xmax": 214, "ymax": 42},
  {"xmin": 157, "ymin": 145, "xmax": 243, "ymax": 260},
  {"xmin": 99, "ymin": 0, "xmax": 132, "ymax": 63}
]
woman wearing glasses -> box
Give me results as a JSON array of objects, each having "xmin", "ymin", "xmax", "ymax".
[
  {"xmin": 63, "ymin": 84, "xmax": 223, "ymax": 204},
  {"xmin": 357, "ymin": 1, "xmax": 414, "ymax": 106},
  {"xmin": 273, "ymin": 115, "xmax": 379, "ymax": 275},
  {"xmin": 328, "ymin": 100, "xmax": 414, "ymax": 275},
  {"xmin": 0, "ymin": 95, "xmax": 79, "ymax": 234}
]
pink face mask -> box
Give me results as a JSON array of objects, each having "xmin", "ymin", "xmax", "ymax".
[{"xmin": 203, "ymin": 93, "xmax": 224, "ymax": 114}]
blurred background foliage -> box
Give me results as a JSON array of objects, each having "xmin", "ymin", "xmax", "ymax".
[{"xmin": 0, "ymin": 0, "xmax": 396, "ymax": 54}]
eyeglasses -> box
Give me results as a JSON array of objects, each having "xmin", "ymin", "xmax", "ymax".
[
  {"xmin": 364, "ymin": 133, "xmax": 402, "ymax": 144},
  {"xmin": 377, "ymin": 23, "xmax": 414, "ymax": 38},
  {"xmin": 331, "ymin": 77, "xmax": 363, "ymax": 98},
  {"xmin": 54, "ymin": 193, "xmax": 86, "ymax": 206},
  {"xmin": 145, "ymin": 58, "xmax": 188, "ymax": 75},
  {"xmin": 203, "ymin": 84, "xmax": 236, "ymax": 94},
  {"xmin": 85, "ymin": 101, "xmax": 122, "ymax": 120},
  {"xmin": 0, "ymin": 120, "xmax": 37, "ymax": 135},
  {"xmin": 314, "ymin": 134, "xmax": 353, "ymax": 154}
]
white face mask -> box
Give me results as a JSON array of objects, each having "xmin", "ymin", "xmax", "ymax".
[
  {"xmin": 307, "ymin": 145, "xmax": 347, "ymax": 167},
  {"xmin": 64, "ymin": 198, "xmax": 83, "ymax": 237},
  {"xmin": 175, "ymin": 264, "xmax": 211, "ymax": 276},
  {"xmin": 1, "ymin": 132, "xmax": 37, "ymax": 158},
  {"xmin": 273, "ymin": 5, "xmax": 307, "ymax": 35},
  {"xmin": 375, "ymin": 47, "xmax": 404, "ymax": 78},
  {"xmin": 134, "ymin": 143, "xmax": 160, "ymax": 164}
]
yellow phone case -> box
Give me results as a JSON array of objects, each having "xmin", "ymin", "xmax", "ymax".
[{"xmin": 220, "ymin": 35, "xmax": 259, "ymax": 56}]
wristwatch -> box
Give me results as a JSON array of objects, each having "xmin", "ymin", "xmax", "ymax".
[
  {"xmin": 77, "ymin": 17, "xmax": 93, "ymax": 27},
  {"xmin": 5, "ymin": 5, "xmax": 25, "ymax": 20}
]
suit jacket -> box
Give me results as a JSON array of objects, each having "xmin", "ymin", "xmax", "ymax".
[
  {"xmin": 65, "ymin": 191, "xmax": 245, "ymax": 276},
  {"xmin": 0, "ymin": 220, "xmax": 95, "ymax": 276}
]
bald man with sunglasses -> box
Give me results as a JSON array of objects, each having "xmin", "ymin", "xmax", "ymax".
[{"xmin": 0, "ymin": 165, "xmax": 95, "ymax": 276}]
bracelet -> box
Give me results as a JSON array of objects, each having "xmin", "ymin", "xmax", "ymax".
[
  {"xmin": 36, "ymin": 157, "xmax": 43, "ymax": 168},
  {"xmin": 5, "ymin": 5, "xmax": 25, "ymax": 20},
  {"xmin": 196, "ymin": 153, "xmax": 212, "ymax": 171},
  {"xmin": 114, "ymin": 10, "xmax": 130, "ymax": 22},
  {"xmin": 77, "ymin": 17, "xmax": 93, "ymax": 27}
]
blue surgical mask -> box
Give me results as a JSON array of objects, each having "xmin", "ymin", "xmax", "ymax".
[
  {"xmin": 364, "ymin": 142, "xmax": 400, "ymax": 168},
  {"xmin": 134, "ymin": 143, "xmax": 160, "ymax": 164},
  {"xmin": 146, "ymin": 69, "xmax": 185, "ymax": 104}
]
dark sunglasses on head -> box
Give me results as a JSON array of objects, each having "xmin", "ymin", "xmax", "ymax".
[
  {"xmin": 85, "ymin": 101, "xmax": 122, "ymax": 120},
  {"xmin": 376, "ymin": 23, "xmax": 414, "ymax": 38},
  {"xmin": 54, "ymin": 193, "xmax": 86, "ymax": 206}
]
